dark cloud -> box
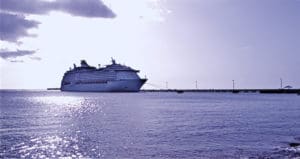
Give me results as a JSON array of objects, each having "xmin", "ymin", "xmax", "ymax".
[
  {"xmin": 0, "ymin": 0, "xmax": 51, "ymax": 15},
  {"xmin": 0, "ymin": 0, "xmax": 115, "ymax": 59},
  {"xmin": 0, "ymin": 0, "xmax": 115, "ymax": 43},
  {"xmin": 55, "ymin": 0, "xmax": 116, "ymax": 18},
  {"xmin": 0, "ymin": 12, "xmax": 40, "ymax": 42},
  {"xmin": 0, "ymin": 49, "xmax": 36, "ymax": 59},
  {"xmin": 0, "ymin": 0, "xmax": 116, "ymax": 18}
]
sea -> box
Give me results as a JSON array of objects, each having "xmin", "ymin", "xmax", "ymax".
[{"xmin": 0, "ymin": 90, "xmax": 300, "ymax": 158}]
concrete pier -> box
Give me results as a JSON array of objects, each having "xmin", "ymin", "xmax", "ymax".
[
  {"xmin": 141, "ymin": 89, "xmax": 300, "ymax": 94},
  {"xmin": 47, "ymin": 88, "xmax": 300, "ymax": 94}
]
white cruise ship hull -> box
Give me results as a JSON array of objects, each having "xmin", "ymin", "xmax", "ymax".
[{"xmin": 61, "ymin": 79, "xmax": 146, "ymax": 92}]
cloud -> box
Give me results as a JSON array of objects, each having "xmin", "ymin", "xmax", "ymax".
[
  {"xmin": 0, "ymin": 13, "xmax": 40, "ymax": 42},
  {"xmin": 0, "ymin": 0, "xmax": 51, "ymax": 15},
  {"xmin": 0, "ymin": 0, "xmax": 116, "ymax": 18},
  {"xmin": 55, "ymin": 0, "xmax": 116, "ymax": 18},
  {"xmin": 0, "ymin": 0, "xmax": 115, "ymax": 61},
  {"xmin": 0, "ymin": 0, "xmax": 115, "ymax": 43},
  {"xmin": 0, "ymin": 49, "xmax": 36, "ymax": 59},
  {"xmin": 29, "ymin": 56, "xmax": 42, "ymax": 61},
  {"xmin": 9, "ymin": 60, "xmax": 24, "ymax": 63}
]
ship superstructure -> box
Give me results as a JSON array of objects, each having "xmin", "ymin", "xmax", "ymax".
[{"xmin": 61, "ymin": 59, "xmax": 147, "ymax": 92}]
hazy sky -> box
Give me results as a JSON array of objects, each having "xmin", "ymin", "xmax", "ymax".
[{"xmin": 0, "ymin": 0, "xmax": 299, "ymax": 89}]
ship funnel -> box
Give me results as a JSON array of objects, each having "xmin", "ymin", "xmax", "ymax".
[{"xmin": 80, "ymin": 60, "xmax": 89, "ymax": 67}]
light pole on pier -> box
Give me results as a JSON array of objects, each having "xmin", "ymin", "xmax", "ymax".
[
  {"xmin": 232, "ymin": 80, "xmax": 235, "ymax": 90},
  {"xmin": 195, "ymin": 80, "xmax": 198, "ymax": 89},
  {"xmin": 280, "ymin": 78, "xmax": 283, "ymax": 89}
]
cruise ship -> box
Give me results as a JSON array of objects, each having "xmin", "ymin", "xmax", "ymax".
[{"xmin": 60, "ymin": 59, "xmax": 147, "ymax": 92}]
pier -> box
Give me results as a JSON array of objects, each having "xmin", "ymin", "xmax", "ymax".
[
  {"xmin": 141, "ymin": 89, "xmax": 300, "ymax": 94},
  {"xmin": 47, "ymin": 88, "xmax": 60, "ymax": 90},
  {"xmin": 47, "ymin": 88, "xmax": 300, "ymax": 94}
]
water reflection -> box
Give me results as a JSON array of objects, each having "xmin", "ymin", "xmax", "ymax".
[
  {"xmin": 1, "ymin": 91, "xmax": 300, "ymax": 158},
  {"xmin": 11, "ymin": 135, "xmax": 87, "ymax": 158},
  {"xmin": 4, "ymin": 95, "xmax": 106, "ymax": 158},
  {"xmin": 30, "ymin": 95, "xmax": 106, "ymax": 118},
  {"xmin": 32, "ymin": 95, "xmax": 84, "ymax": 107}
]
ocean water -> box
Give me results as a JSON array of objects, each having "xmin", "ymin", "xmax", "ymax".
[{"xmin": 0, "ymin": 90, "xmax": 300, "ymax": 158}]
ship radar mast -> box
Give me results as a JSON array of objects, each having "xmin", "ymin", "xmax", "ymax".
[{"xmin": 111, "ymin": 57, "xmax": 116, "ymax": 64}]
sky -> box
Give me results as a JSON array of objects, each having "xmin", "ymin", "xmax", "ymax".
[{"xmin": 0, "ymin": 0, "xmax": 299, "ymax": 89}]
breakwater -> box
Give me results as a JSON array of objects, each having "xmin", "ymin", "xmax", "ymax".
[
  {"xmin": 47, "ymin": 88, "xmax": 300, "ymax": 94},
  {"xmin": 142, "ymin": 89, "xmax": 300, "ymax": 94}
]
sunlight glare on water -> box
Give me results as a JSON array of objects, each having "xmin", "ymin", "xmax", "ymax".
[{"xmin": 32, "ymin": 96, "xmax": 84, "ymax": 107}]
